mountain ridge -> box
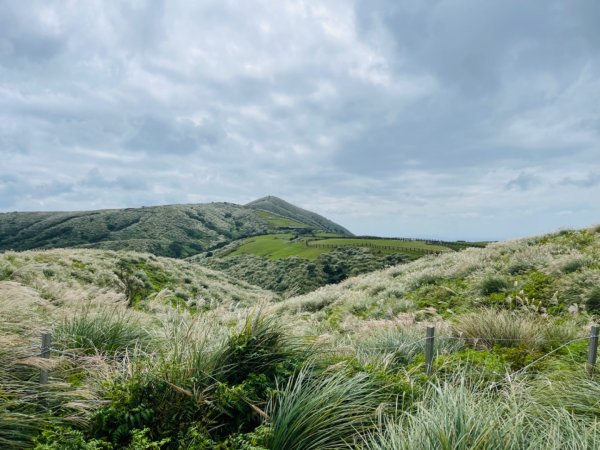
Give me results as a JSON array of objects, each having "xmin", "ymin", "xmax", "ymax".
[{"xmin": 0, "ymin": 197, "xmax": 350, "ymax": 258}]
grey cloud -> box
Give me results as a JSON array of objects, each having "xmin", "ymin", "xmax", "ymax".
[
  {"xmin": 1, "ymin": 0, "xmax": 599, "ymax": 239},
  {"xmin": 0, "ymin": 1, "xmax": 66, "ymax": 63},
  {"xmin": 124, "ymin": 115, "xmax": 224, "ymax": 155},
  {"xmin": 506, "ymin": 172, "xmax": 541, "ymax": 191},
  {"xmin": 560, "ymin": 173, "xmax": 600, "ymax": 188}
]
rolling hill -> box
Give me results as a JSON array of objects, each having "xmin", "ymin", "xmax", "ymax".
[{"xmin": 0, "ymin": 197, "xmax": 350, "ymax": 258}]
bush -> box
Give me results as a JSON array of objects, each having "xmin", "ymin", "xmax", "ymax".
[
  {"xmin": 480, "ymin": 277, "xmax": 509, "ymax": 295},
  {"xmin": 586, "ymin": 288, "xmax": 600, "ymax": 314}
]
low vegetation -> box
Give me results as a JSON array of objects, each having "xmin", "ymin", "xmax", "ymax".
[{"xmin": 1, "ymin": 227, "xmax": 600, "ymax": 448}]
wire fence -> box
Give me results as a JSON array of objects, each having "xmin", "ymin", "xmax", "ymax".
[{"xmin": 7, "ymin": 325, "xmax": 598, "ymax": 386}]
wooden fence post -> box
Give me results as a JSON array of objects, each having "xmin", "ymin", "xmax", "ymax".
[
  {"xmin": 587, "ymin": 325, "xmax": 599, "ymax": 376},
  {"xmin": 40, "ymin": 332, "xmax": 52, "ymax": 384},
  {"xmin": 425, "ymin": 326, "xmax": 435, "ymax": 375}
]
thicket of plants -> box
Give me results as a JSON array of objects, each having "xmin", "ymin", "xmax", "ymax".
[
  {"xmin": 2, "ymin": 227, "xmax": 600, "ymax": 448},
  {"xmin": 2, "ymin": 306, "xmax": 600, "ymax": 449}
]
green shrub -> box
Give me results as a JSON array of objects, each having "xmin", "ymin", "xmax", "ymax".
[
  {"xmin": 586, "ymin": 288, "xmax": 600, "ymax": 314},
  {"xmin": 33, "ymin": 427, "xmax": 112, "ymax": 449},
  {"xmin": 480, "ymin": 277, "xmax": 509, "ymax": 295}
]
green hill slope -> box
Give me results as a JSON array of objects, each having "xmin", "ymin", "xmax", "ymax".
[
  {"xmin": 0, "ymin": 197, "xmax": 350, "ymax": 258},
  {"xmin": 246, "ymin": 196, "xmax": 352, "ymax": 235},
  {"xmin": 196, "ymin": 233, "xmax": 482, "ymax": 296},
  {"xmin": 276, "ymin": 226, "xmax": 600, "ymax": 323},
  {"xmin": 0, "ymin": 248, "xmax": 275, "ymax": 315}
]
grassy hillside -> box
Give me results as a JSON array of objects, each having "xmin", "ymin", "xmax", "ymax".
[
  {"xmin": 246, "ymin": 196, "xmax": 352, "ymax": 235},
  {"xmin": 2, "ymin": 227, "xmax": 600, "ymax": 448},
  {"xmin": 0, "ymin": 249, "xmax": 274, "ymax": 315},
  {"xmin": 197, "ymin": 233, "xmax": 482, "ymax": 296},
  {"xmin": 200, "ymin": 247, "xmax": 408, "ymax": 297},
  {"xmin": 0, "ymin": 197, "xmax": 350, "ymax": 258},
  {"xmin": 277, "ymin": 227, "xmax": 600, "ymax": 323}
]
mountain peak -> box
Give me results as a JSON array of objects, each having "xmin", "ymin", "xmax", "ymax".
[{"xmin": 246, "ymin": 196, "xmax": 352, "ymax": 235}]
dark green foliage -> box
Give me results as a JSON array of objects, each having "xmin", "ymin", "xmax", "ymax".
[
  {"xmin": 88, "ymin": 314, "xmax": 305, "ymax": 447},
  {"xmin": 522, "ymin": 271, "xmax": 554, "ymax": 303},
  {"xmin": 34, "ymin": 427, "xmax": 112, "ymax": 449},
  {"xmin": 480, "ymin": 276, "xmax": 509, "ymax": 295},
  {"xmin": 586, "ymin": 287, "xmax": 600, "ymax": 314},
  {"xmin": 203, "ymin": 248, "xmax": 408, "ymax": 296}
]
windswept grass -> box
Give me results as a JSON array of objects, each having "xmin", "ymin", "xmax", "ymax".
[
  {"xmin": 266, "ymin": 367, "xmax": 385, "ymax": 450},
  {"xmin": 53, "ymin": 308, "xmax": 154, "ymax": 356},
  {"xmin": 452, "ymin": 309, "xmax": 584, "ymax": 351},
  {"xmin": 367, "ymin": 375, "xmax": 600, "ymax": 450}
]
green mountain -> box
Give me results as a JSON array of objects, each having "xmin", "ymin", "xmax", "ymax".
[
  {"xmin": 246, "ymin": 196, "xmax": 352, "ymax": 235},
  {"xmin": 0, "ymin": 197, "xmax": 350, "ymax": 258}
]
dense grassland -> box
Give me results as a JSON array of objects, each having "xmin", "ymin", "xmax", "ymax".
[
  {"xmin": 1, "ymin": 227, "xmax": 600, "ymax": 448},
  {"xmin": 200, "ymin": 248, "xmax": 408, "ymax": 297}
]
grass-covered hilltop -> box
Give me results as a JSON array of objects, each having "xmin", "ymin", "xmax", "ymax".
[
  {"xmin": 2, "ymin": 225, "xmax": 600, "ymax": 449},
  {"xmin": 0, "ymin": 196, "xmax": 351, "ymax": 258}
]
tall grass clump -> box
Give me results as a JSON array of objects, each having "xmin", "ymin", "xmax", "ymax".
[
  {"xmin": 351, "ymin": 326, "xmax": 463, "ymax": 370},
  {"xmin": 366, "ymin": 374, "xmax": 600, "ymax": 450},
  {"xmin": 53, "ymin": 309, "xmax": 153, "ymax": 356},
  {"xmin": 479, "ymin": 276, "xmax": 509, "ymax": 295},
  {"xmin": 366, "ymin": 378, "xmax": 524, "ymax": 449},
  {"xmin": 452, "ymin": 309, "xmax": 544, "ymax": 349},
  {"xmin": 0, "ymin": 340, "xmax": 96, "ymax": 448},
  {"xmin": 266, "ymin": 366, "xmax": 385, "ymax": 450},
  {"xmin": 215, "ymin": 312, "xmax": 299, "ymax": 384}
]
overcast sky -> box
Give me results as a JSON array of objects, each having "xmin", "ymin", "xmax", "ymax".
[{"xmin": 1, "ymin": 0, "xmax": 599, "ymax": 240}]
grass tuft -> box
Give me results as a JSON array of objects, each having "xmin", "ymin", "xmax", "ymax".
[{"xmin": 54, "ymin": 309, "xmax": 153, "ymax": 356}]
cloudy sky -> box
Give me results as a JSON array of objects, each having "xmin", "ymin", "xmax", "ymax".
[{"xmin": 1, "ymin": 0, "xmax": 599, "ymax": 240}]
